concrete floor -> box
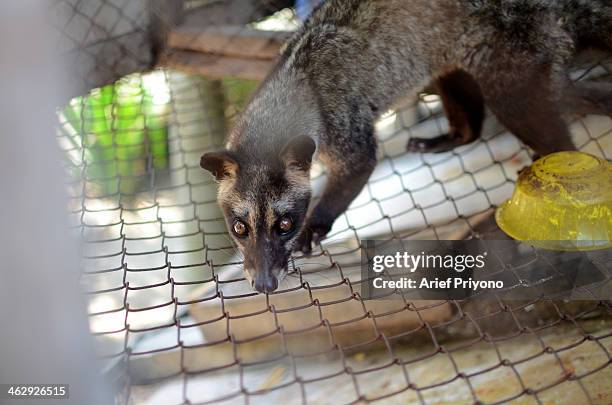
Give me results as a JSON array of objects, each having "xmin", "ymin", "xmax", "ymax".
[{"xmin": 130, "ymin": 320, "xmax": 611, "ymax": 404}]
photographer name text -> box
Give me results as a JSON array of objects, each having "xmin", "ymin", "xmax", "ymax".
[{"xmin": 370, "ymin": 251, "xmax": 504, "ymax": 290}]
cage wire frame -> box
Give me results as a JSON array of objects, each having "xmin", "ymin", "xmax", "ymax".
[{"xmin": 51, "ymin": 0, "xmax": 612, "ymax": 404}]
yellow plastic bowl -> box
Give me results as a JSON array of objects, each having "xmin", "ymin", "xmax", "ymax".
[{"xmin": 495, "ymin": 151, "xmax": 612, "ymax": 251}]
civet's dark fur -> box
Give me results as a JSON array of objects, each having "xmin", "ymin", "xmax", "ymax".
[{"xmin": 201, "ymin": 0, "xmax": 612, "ymax": 292}]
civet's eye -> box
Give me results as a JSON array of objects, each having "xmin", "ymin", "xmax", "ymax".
[
  {"xmin": 232, "ymin": 220, "xmax": 248, "ymax": 237},
  {"xmin": 278, "ymin": 216, "xmax": 294, "ymax": 234}
]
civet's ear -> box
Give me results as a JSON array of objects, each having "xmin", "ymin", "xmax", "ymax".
[
  {"xmin": 200, "ymin": 151, "xmax": 239, "ymax": 181},
  {"xmin": 280, "ymin": 136, "xmax": 316, "ymax": 171}
]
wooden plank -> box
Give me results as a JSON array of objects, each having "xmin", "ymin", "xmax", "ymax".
[
  {"xmin": 160, "ymin": 49, "xmax": 275, "ymax": 81},
  {"xmin": 168, "ymin": 25, "xmax": 289, "ymax": 60}
]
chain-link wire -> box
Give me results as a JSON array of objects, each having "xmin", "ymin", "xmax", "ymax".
[{"xmin": 52, "ymin": 1, "xmax": 611, "ymax": 404}]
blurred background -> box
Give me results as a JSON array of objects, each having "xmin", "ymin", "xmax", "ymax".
[{"xmin": 1, "ymin": 1, "xmax": 611, "ymax": 404}]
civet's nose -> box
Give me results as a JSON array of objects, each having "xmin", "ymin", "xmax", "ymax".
[{"xmin": 253, "ymin": 273, "xmax": 278, "ymax": 293}]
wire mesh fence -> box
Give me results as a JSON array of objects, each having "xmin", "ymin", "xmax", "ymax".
[{"xmin": 50, "ymin": 1, "xmax": 611, "ymax": 404}]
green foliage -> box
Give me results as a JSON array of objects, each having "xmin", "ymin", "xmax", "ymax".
[
  {"xmin": 58, "ymin": 71, "xmax": 258, "ymax": 197},
  {"xmin": 60, "ymin": 72, "xmax": 170, "ymax": 196}
]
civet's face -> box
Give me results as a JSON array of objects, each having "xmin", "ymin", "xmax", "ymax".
[{"xmin": 200, "ymin": 136, "xmax": 315, "ymax": 293}]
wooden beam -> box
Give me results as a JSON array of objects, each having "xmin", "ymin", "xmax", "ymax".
[
  {"xmin": 162, "ymin": 24, "xmax": 289, "ymax": 80},
  {"xmin": 160, "ymin": 49, "xmax": 276, "ymax": 81},
  {"xmin": 168, "ymin": 25, "xmax": 289, "ymax": 60}
]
